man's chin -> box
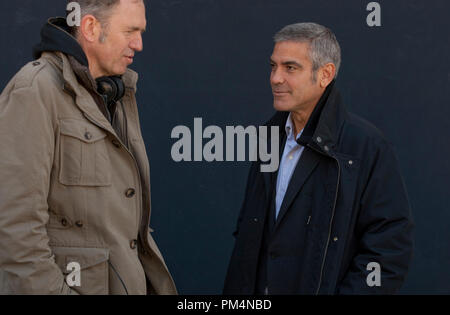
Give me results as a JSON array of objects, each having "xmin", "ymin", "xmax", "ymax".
[
  {"xmin": 273, "ymin": 101, "xmax": 293, "ymax": 112},
  {"xmin": 117, "ymin": 67, "xmax": 128, "ymax": 76},
  {"xmin": 102, "ymin": 69, "xmax": 127, "ymax": 77},
  {"xmin": 110, "ymin": 65, "xmax": 128, "ymax": 76}
]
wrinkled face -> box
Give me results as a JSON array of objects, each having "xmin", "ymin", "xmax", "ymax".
[
  {"xmin": 270, "ymin": 41, "xmax": 323, "ymax": 112},
  {"xmin": 91, "ymin": 0, "xmax": 146, "ymax": 76}
]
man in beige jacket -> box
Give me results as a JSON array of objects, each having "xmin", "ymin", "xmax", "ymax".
[{"xmin": 0, "ymin": 0, "xmax": 177, "ymax": 295}]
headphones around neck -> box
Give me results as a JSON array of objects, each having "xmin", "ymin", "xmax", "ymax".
[{"xmin": 96, "ymin": 76, "xmax": 125, "ymax": 107}]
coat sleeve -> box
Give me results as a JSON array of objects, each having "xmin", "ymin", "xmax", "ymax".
[
  {"xmin": 0, "ymin": 77, "xmax": 77, "ymax": 294},
  {"xmin": 336, "ymin": 141, "xmax": 414, "ymax": 294}
]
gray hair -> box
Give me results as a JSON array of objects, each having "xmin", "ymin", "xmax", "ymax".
[
  {"xmin": 274, "ymin": 22, "xmax": 341, "ymax": 80},
  {"xmin": 66, "ymin": 0, "xmax": 122, "ymax": 39}
]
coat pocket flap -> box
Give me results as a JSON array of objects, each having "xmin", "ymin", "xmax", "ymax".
[
  {"xmin": 51, "ymin": 246, "xmax": 109, "ymax": 274},
  {"xmin": 59, "ymin": 119, "xmax": 107, "ymax": 143}
]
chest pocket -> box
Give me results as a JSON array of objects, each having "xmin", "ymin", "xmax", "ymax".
[{"xmin": 59, "ymin": 119, "xmax": 111, "ymax": 186}]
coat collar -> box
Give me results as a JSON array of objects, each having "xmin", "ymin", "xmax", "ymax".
[
  {"xmin": 42, "ymin": 51, "xmax": 138, "ymax": 93},
  {"xmin": 41, "ymin": 51, "xmax": 138, "ymax": 135},
  {"xmin": 265, "ymin": 80, "xmax": 347, "ymax": 158},
  {"xmin": 261, "ymin": 81, "xmax": 347, "ymax": 203}
]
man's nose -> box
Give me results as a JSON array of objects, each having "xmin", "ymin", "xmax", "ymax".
[
  {"xmin": 130, "ymin": 33, "xmax": 143, "ymax": 52},
  {"xmin": 270, "ymin": 68, "xmax": 285, "ymax": 85}
]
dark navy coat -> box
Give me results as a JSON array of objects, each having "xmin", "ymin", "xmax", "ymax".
[{"xmin": 223, "ymin": 82, "xmax": 414, "ymax": 295}]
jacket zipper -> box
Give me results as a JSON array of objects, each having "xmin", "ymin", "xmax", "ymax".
[
  {"xmin": 307, "ymin": 144, "xmax": 341, "ymax": 295},
  {"xmin": 316, "ymin": 156, "xmax": 340, "ymax": 294}
]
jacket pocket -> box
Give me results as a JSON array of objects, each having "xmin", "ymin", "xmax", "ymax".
[
  {"xmin": 51, "ymin": 246, "xmax": 109, "ymax": 295},
  {"xmin": 59, "ymin": 119, "xmax": 111, "ymax": 186}
]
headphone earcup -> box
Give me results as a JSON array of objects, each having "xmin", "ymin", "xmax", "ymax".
[
  {"xmin": 110, "ymin": 76, "xmax": 125, "ymax": 102},
  {"xmin": 96, "ymin": 76, "xmax": 125, "ymax": 106}
]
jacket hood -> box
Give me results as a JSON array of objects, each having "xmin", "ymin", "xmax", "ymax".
[{"xmin": 33, "ymin": 17, "xmax": 89, "ymax": 67}]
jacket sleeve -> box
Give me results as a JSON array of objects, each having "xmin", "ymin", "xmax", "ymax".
[
  {"xmin": 336, "ymin": 141, "xmax": 414, "ymax": 294},
  {"xmin": 0, "ymin": 78, "xmax": 77, "ymax": 294}
]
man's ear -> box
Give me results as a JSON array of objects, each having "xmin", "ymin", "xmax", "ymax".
[
  {"xmin": 79, "ymin": 15, "xmax": 101, "ymax": 42},
  {"xmin": 318, "ymin": 63, "xmax": 336, "ymax": 88}
]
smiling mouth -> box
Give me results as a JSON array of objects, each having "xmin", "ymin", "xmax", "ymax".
[{"xmin": 273, "ymin": 91, "xmax": 290, "ymax": 96}]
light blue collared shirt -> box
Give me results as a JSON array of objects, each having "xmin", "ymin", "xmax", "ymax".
[{"xmin": 275, "ymin": 113, "xmax": 305, "ymax": 219}]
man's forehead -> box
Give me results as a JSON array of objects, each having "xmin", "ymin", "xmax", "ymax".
[
  {"xmin": 119, "ymin": 0, "xmax": 146, "ymax": 6},
  {"xmin": 112, "ymin": 0, "xmax": 146, "ymax": 15},
  {"xmin": 110, "ymin": 1, "xmax": 147, "ymax": 28},
  {"xmin": 271, "ymin": 41, "xmax": 311, "ymax": 62}
]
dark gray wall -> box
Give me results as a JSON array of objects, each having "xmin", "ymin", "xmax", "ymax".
[{"xmin": 1, "ymin": 0, "xmax": 449, "ymax": 294}]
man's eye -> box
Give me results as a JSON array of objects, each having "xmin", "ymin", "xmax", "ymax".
[{"xmin": 287, "ymin": 66, "xmax": 295, "ymax": 71}]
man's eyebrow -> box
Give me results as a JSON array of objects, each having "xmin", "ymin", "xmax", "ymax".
[
  {"xmin": 281, "ymin": 60, "xmax": 303, "ymax": 68},
  {"xmin": 128, "ymin": 26, "xmax": 146, "ymax": 33},
  {"xmin": 270, "ymin": 59, "xmax": 303, "ymax": 68}
]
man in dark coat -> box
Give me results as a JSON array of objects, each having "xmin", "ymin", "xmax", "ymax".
[{"xmin": 223, "ymin": 22, "xmax": 414, "ymax": 295}]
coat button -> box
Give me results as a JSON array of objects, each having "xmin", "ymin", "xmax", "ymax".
[
  {"xmin": 112, "ymin": 139, "xmax": 121, "ymax": 148},
  {"xmin": 324, "ymin": 145, "xmax": 329, "ymax": 152},
  {"xmin": 253, "ymin": 218, "xmax": 259, "ymax": 223},
  {"xmin": 316, "ymin": 136, "xmax": 322, "ymax": 143},
  {"xmin": 85, "ymin": 132, "xmax": 92, "ymax": 140},
  {"xmin": 75, "ymin": 221, "xmax": 83, "ymax": 228},
  {"xmin": 333, "ymin": 236, "xmax": 338, "ymax": 242},
  {"xmin": 125, "ymin": 188, "xmax": 136, "ymax": 198},
  {"xmin": 61, "ymin": 218, "xmax": 68, "ymax": 226},
  {"xmin": 348, "ymin": 160, "xmax": 353, "ymax": 165},
  {"xmin": 130, "ymin": 239, "xmax": 138, "ymax": 249}
]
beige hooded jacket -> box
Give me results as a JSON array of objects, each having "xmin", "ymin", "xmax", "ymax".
[{"xmin": 0, "ymin": 49, "xmax": 177, "ymax": 295}]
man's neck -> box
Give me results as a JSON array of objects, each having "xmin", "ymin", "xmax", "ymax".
[
  {"xmin": 88, "ymin": 63, "xmax": 104, "ymax": 80},
  {"xmin": 290, "ymin": 88, "xmax": 328, "ymax": 137},
  {"xmin": 290, "ymin": 98, "xmax": 320, "ymax": 138},
  {"xmin": 78, "ymin": 39, "xmax": 104, "ymax": 79}
]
